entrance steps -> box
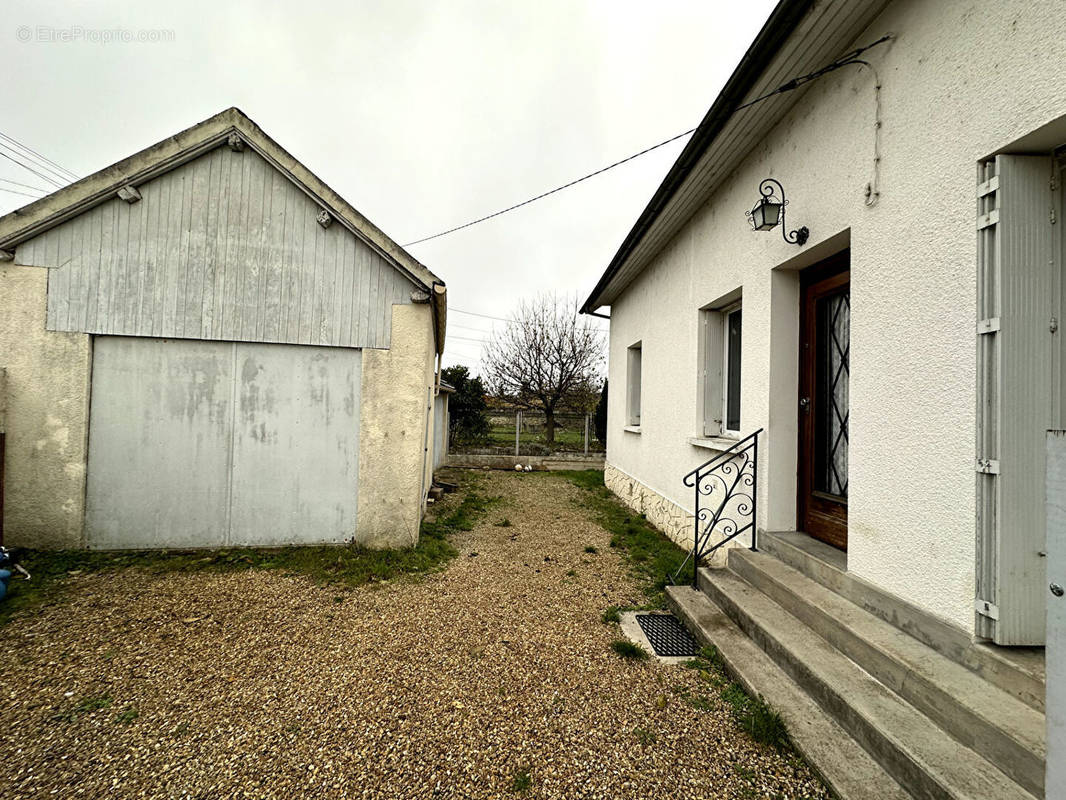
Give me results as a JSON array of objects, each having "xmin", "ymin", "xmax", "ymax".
[{"xmin": 666, "ymin": 531, "xmax": 1046, "ymax": 799}]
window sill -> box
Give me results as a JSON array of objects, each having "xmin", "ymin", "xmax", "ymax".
[
  {"xmin": 688, "ymin": 435, "xmax": 738, "ymax": 451},
  {"xmin": 623, "ymin": 425, "xmax": 642, "ymax": 434}
]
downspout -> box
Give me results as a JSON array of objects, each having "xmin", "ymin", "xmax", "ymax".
[{"xmin": 430, "ymin": 281, "xmax": 447, "ymax": 394}]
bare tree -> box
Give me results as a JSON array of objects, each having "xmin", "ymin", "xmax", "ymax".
[{"xmin": 483, "ymin": 293, "xmax": 605, "ymax": 446}]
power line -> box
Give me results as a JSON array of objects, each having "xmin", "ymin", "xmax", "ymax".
[
  {"xmin": 450, "ymin": 322, "xmax": 501, "ymax": 335},
  {"xmin": 0, "ymin": 177, "xmax": 48, "ymax": 194},
  {"xmin": 403, "ymin": 128, "xmax": 694, "ymax": 247},
  {"xmin": 403, "ymin": 35, "xmax": 892, "ymax": 248},
  {"xmin": 0, "ymin": 185, "xmax": 45, "ymax": 200},
  {"xmin": 0, "ymin": 130, "xmax": 80, "ymax": 181},
  {"xmin": 451, "ymin": 307, "xmax": 513, "ymax": 323},
  {"xmin": 0, "ymin": 145, "xmax": 67, "ymax": 189},
  {"xmin": 449, "ymin": 334, "xmax": 492, "ymax": 344},
  {"xmin": 0, "ymin": 140, "xmax": 70, "ymax": 187},
  {"xmin": 451, "ymin": 306, "xmax": 608, "ymax": 332}
]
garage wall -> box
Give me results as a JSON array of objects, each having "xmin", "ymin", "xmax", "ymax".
[
  {"xmin": 0, "ymin": 263, "xmax": 91, "ymax": 548},
  {"xmin": 358, "ymin": 303, "xmax": 436, "ymax": 548}
]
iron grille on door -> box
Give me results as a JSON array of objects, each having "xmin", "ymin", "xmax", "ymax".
[{"xmin": 816, "ymin": 292, "xmax": 850, "ymax": 498}]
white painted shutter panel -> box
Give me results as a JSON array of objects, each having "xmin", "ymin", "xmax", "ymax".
[{"xmin": 977, "ymin": 155, "xmax": 1055, "ymax": 645}]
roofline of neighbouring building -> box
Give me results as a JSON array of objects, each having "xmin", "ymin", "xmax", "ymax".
[{"xmin": 0, "ymin": 107, "xmax": 445, "ymax": 295}]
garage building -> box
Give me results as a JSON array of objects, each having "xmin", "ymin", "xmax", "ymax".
[{"xmin": 0, "ymin": 108, "xmax": 447, "ymax": 550}]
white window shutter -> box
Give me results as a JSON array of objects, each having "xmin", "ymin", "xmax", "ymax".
[
  {"xmin": 703, "ymin": 311, "xmax": 723, "ymax": 436},
  {"xmin": 976, "ymin": 154, "xmax": 1055, "ymax": 645}
]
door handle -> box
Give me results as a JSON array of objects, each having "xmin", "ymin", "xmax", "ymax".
[
  {"xmin": 1052, "ymin": 583, "xmax": 1065, "ymax": 597},
  {"xmin": 799, "ymin": 397, "xmax": 810, "ymax": 413}
]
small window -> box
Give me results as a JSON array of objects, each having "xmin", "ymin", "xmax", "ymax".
[
  {"xmin": 627, "ymin": 343, "xmax": 642, "ymax": 426},
  {"xmin": 700, "ymin": 302, "xmax": 742, "ymax": 436}
]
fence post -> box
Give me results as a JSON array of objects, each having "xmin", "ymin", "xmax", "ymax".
[
  {"xmin": 584, "ymin": 414, "xmax": 590, "ymax": 456},
  {"xmin": 515, "ymin": 411, "xmax": 521, "ymax": 457}
]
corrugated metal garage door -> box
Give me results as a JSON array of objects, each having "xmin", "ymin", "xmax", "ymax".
[{"xmin": 85, "ymin": 337, "xmax": 361, "ymax": 549}]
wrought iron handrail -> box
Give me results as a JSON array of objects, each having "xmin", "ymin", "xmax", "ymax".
[{"xmin": 671, "ymin": 429, "xmax": 762, "ymax": 587}]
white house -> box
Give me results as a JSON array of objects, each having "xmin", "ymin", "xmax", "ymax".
[
  {"xmin": 582, "ymin": 1, "xmax": 1064, "ymax": 797},
  {"xmin": 0, "ymin": 108, "xmax": 447, "ymax": 551}
]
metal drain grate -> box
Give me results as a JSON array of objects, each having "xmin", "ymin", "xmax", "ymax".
[{"xmin": 635, "ymin": 614, "xmax": 699, "ymax": 657}]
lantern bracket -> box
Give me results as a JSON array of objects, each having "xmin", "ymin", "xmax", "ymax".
[{"xmin": 746, "ymin": 178, "xmax": 809, "ymax": 246}]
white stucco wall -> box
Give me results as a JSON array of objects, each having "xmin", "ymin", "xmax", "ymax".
[
  {"xmin": 356, "ymin": 302, "xmax": 437, "ymax": 548},
  {"xmin": 604, "ymin": 0, "xmax": 1066, "ymax": 633},
  {"xmin": 0, "ymin": 263, "xmax": 92, "ymax": 548}
]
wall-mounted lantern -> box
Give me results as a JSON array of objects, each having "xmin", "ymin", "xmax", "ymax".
[{"xmin": 746, "ymin": 178, "xmax": 808, "ymax": 246}]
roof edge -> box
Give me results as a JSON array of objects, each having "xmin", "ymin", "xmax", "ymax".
[
  {"xmin": 0, "ymin": 107, "xmax": 442, "ymax": 290},
  {"xmin": 580, "ymin": 0, "xmax": 813, "ymax": 314}
]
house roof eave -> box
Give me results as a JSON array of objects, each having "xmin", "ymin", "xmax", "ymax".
[{"xmin": 581, "ymin": 0, "xmax": 891, "ymax": 314}]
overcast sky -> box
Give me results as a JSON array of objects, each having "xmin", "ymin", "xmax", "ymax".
[{"xmin": 1, "ymin": 0, "xmax": 777, "ymax": 373}]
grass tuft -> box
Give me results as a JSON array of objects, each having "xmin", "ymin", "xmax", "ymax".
[
  {"xmin": 609, "ymin": 638, "xmax": 649, "ymax": 661},
  {"xmin": 511, "ymin": 765, "xmax": 532, "ymax": 794},
  {"xmin": 583, "ymin": 545, "xmax": 598, "ymax": 554},
  {"xmin": 600, "ymin": 605, "xmax": 621, "ymax": 624},
  {"xmin": 632, "ymin": 726, "xmax": 656, "ymax": 746},
  {"xmin": 76, "ymin": 695, "xmax": 113, "ymax": 713}
]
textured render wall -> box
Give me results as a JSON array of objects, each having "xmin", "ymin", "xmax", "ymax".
[
  {"xmin": 605, "ymin": 0, "xmax": 1066, "ymax": 632},
  {"xmin": 0, "ymin": 264, "xmax": 91, "ymax": 548},
  {"xmin": 357, "ymin": 303, "xmax": 436, "ymax": 548}
]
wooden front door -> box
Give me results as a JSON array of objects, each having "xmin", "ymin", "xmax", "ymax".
[{"xmin": 798, "ymin": 252, "xmax": 850, "ymax": 550}]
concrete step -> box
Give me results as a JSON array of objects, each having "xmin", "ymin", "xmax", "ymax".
[
  {"xmin": 666, "ymin": 584, "xmax": 912, "ymax": 800},
  {"xmin": 759, "ymin": 531, "xmax": 1046, "ymax": 713},
  {"xmin": 698, "ymin": 566, "xmax": 1037, "ymax": 800},
  {"xmin": 727, "ymin": 548, "xmax": 1045, "ymax": 797}
]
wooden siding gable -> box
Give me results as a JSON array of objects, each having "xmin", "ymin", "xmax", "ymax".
[{"xmin": 15, "ymin": 146, "xmax": 414, "ymax": 349}]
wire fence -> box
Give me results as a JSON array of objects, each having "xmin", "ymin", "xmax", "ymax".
[{"xmin": 451, "ymin": 411, "xmax": 604, "ymax": 457}]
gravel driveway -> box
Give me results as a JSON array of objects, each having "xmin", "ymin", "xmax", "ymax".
[{"xmin": 0, "ymin": 471, "xmax": 828, "ymax": 799}]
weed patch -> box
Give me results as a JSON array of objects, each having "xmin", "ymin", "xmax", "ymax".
[
  {"xmin": 2, "ymin": 477, "xmax": 497, "ymax": 626},
  {"xmin": 601, "ymin": 605, "xmax": 621, "ymax": 624},
  {"xmin": 683, "ymin": 648, "xmax": 791, "ymax": 751},
  {"xmin": 632, "ymin": 726, "xmax": 656, "ymax": 746},
  {"xmin": 556, "ymin": 470, "xmax": 686, "ymax": 606},
  {"xmin": 511, "ymin": 765, "xmax": 532, "ymax": 794},
  {"xmin": 609, "ymin": 638, "xmax": 649, "ymax": 661},
  {"xmin": 76, "ymin": 695, "xmax": 113, "ymax": 713}
]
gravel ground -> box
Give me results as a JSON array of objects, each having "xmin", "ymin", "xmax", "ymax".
[{"xmin": 0, "ymin": 471, "xmax": 829, "ymax": 799}]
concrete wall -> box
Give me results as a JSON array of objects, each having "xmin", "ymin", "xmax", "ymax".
[
  {"xmin": 0, "ymin": 264, "xmax": 91, "ymax": 548},
  {"xmin": 604, "ymin": 0, "xmax": 1066, "ymax": 633},
  {"xmin": 447, "ymin": 452, "xmax": 606, "ymax": 472},
  {"xmin": 356, "ymin": 302, "xmax": 437, "ymax": 548}
]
